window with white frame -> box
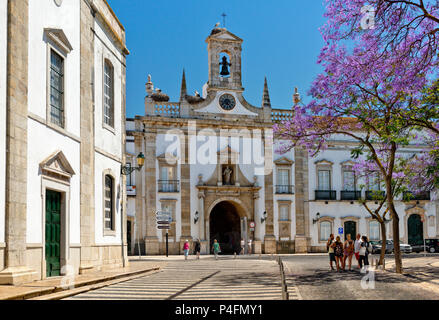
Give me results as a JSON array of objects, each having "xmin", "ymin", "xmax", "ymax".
[
  {"xmin": 104, "ymin": 175, "xmax": 115, "ymax": 231},
  {"xmin": 369, "ymin": 220, "xmax": 380, "ymax": 240},
  {"xmin": 277, "ymin": 168, "xmax": 289, "ymax": 186},
  {"xmin": 161, "ymin": 202, "xmax": 175, "ymax": 222},
  {"xmin": 368, "ymin": 171, "xmax": 380, "ymax": 191},
  {"xmin": 343, "ymin": 170, "xmax": 356, "ymax": 191},
  {"xmin": 320, "ymin": 221, "xmax": 332, "ymax": 241},
  {"xmin": 318, "ymin": 170, "xmax": 331, "ymax": 190},
  {"xmin": 50, "ymin": 49, "xmax": 64, "ymax": 127},
  {"xmin": 103, "ymin": 60, "xmax": 114, "ymax": 128},
  {"xmin": 279, "ymin": 205, "xmax": 289, "ymax": 221}
]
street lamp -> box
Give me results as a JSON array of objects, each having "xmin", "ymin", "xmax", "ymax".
[
  {"xmin": 194, "ymin": 211, "xmax": 199, "ymax": 224},
  {"xmin": 313, "ymin": 212, "xmax": 321, "ymax": 224},
  {"xmin": 121, "ymin": 152, "xmax": 145, "ymax": 175},
  {"xmin": 261, "ymin": 211, "xmax": 267, "ymax": 224}
]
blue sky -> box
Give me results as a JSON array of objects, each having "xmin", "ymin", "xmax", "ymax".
[{"xmin": 107, "ymin": 0, "xmax": 327, "ymax": 117}]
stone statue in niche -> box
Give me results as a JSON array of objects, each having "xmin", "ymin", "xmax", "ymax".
[{"xmin": 223, "ymin": 166, "xmax": 233, "ymax": 185}]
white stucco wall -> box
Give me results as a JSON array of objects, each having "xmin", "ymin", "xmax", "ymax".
[
  {"xmin": 93, "ymin": 18, "xmax": 123, "ymax": 157},
  {"xmin": 0, "ymin": 0, "xmax": 7, "ymax": 244},
  {"xmin": 26, "ymin": 0, "xmax": 82, "ymax": 245},
  {"xmin": 28, "ymin": 0, "xmax": 81, "ymax": 137},
  {"xmin": 27, "ymin": 119, "xmax": 81, "ymax": 244}
]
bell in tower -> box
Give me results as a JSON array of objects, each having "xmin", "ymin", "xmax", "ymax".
[
  {"xmin": 219, "ymin": 55, "xmax": 231, "ymax": 77},
  {"xmin": 206, "ymin": 26, "xmax": 243, "ymax": 91}
]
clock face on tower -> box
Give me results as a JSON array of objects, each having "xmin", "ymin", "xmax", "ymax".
[{"xmin": 219, "ymin": 94, "xmax": 236, "ymax": 111}]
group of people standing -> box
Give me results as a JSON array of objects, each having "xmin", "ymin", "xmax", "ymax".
[
  {"xmin": 182, "ymin": 239, "xmax": 221, "ymax": 260},
  {"xmin": 327, "ymin": 233, "xmax": 372, "ymax": 271}
]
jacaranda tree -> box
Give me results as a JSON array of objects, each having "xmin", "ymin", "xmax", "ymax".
[{"xmin": 275, "ymin": 0, "xmax": 439, "ymax": 273}]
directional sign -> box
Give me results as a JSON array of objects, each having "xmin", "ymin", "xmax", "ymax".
[
  {"xmin": 158, "ymin": 225, "xmax": 171, "ymax": 230},
  {"xmin": 157, "ymin": 221, "xmax": 170, "ymax": 225}
]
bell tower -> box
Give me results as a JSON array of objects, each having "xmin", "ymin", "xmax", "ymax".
[{"xmin": 206, "ymin": 26, "xmax": 244, "ymax": 92}]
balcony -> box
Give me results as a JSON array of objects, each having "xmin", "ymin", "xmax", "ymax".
[
  {"xmin": 365, "ymin": 190, "xmax": 386, "ymax": 201},
  {"xmin": 315, "ymin": 190, "xmax": 337, "ymax": 201},
  {"xmin": 341, "ymin": 191, "xmax": 361, "ymax": 201},
  {"xmin": 158, "ymin": 180, "xmax": 180, "ymax": 193},
  {"xmin": 275, "ymin": 185, "xmax": 295, "ymax": 194},
  {"xmin": 403, "ymin": 191, "xmax": 430, "ymax": 201}
]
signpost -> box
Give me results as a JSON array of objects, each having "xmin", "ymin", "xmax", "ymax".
[{"xmin": 156, "ymin": 211, "xmax": 172, "ymax": 257}]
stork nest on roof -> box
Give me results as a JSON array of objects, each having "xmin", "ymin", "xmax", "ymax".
[
  {"xmin": 151, "ymin": 92, "xmax": 170, "ymax": 102},
  {"xmin": 185, "ymin": 94, "xmax": 205, "ymax": 104}
]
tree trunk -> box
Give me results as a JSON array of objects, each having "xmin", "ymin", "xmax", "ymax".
[
  {"xmin": 390, "ymin": 203, "xmax": 403, "ymax": 273},
  {"xmin": 379, "ymin": 221, "xmax": 386, "ymax": 266}
]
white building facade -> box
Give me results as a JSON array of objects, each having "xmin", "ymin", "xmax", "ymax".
[
  {"xmin": 125, "ymin": 27, "xmax": 439, "ymax": 255},
  {"xmin": 0, "ymin": 0, "xmax": 129, "ymax": 285}
]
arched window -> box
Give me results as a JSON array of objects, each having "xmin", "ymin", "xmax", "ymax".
[
  {"xmin": 320, "ymin": 221, "xmax": 332, "ymax": 241},
  {"xmin": 103, "ymin": 59, "xmax": 114, "ymax": 128},
  {"xmin": 104, "ymin": 174, "xmax": 114, "ymax": 231}
]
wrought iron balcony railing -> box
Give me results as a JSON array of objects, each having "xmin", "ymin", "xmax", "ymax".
[
  {"xmin": 275, "ymin": 185, "xmax": 295, "ymax": 194},
  {"xmin": 403, "ymin": 191, "xmax": 430, "ymax": 201},
  {"xmin": 365, "ymin": 190, "xmax": 386, "ymax": 201},
  {"xmin": 158, "ymin": 180, "xmax": 180, "ymax": 193},
  {"xmin": 341, "ymin": 191, "xmax": 362, "ymax": 201},
  {"xmin": 315, "ymin": 190, "xmax": 337, "ymax": 201}
]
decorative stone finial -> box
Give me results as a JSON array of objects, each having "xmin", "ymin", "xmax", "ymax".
[{"xmin": 146, "ymin": 74, "xmax": 154, "ymax": 96}]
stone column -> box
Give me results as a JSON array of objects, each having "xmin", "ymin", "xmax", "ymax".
[
  {"xmin": 198, "ymin": 189, "xmax": 208, "ymax": 254},
  {"xmin": 0, "ymin": 0, "xmax": 37, "ymax": 285},
  {"xmin": 78, "ymin": 0, "xmax": 96, "ymax": 274},
  {"xmin": 144, "ymin": 128, "xmax": 159, "ymax": 254},
  {"xmin": 294, "ymin": 147, "xmax": 310, "ymax": 253},
  {"xmin": 134, "ymin": 132, "xmax": 145, "ymax": 255},
  {"xmin": 180, "ymin": 132, "xmax": 192, "ymax": 250},
  {"xmin": 263, "ymin": 129, "xmax": 276, "ymax": 254},
  {"xmin": 253, "ymin": 189, "xmax": 262, "ymax": 254}
]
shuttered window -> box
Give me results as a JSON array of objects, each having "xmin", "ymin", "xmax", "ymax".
[{"xmin": 104, "ymin": 175, "xmax": 114, "ymax": 230}]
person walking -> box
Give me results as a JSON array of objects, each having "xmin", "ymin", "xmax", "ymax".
[
  {"xmin": 194, "ymin": 239, "xmax": 201, "ymax": 260},
  {"xmin": 343, "ymin": 234, "xmax": 355, "ymax": 271},
  {"xmin": 327, "ymin": 234, "xmax": 336, "ymax": 271},
  {"xmin": 334, "ymin": 236, "xmax": 344, "ymax": 271},
  {"xmin": 248, "ymin": 239, "xmax": 252, "ymax": 255},
  {"xmin": 213, "ymin": 239, "xmax": 221, "ymax": 260},
  {"xmin": 240, "ymin": 239, "xmax": 245, "ymax": 255},
  {"xmin": 183, "ymin": 240, "xmax": 190, "ymax": 261},
  {"xmin": 359, "ymin": 235, "xmax": 371, "ymax": 271},
  {"xmin": 354, "ymin": 233, "xmax": 362, "ymax": 269}
]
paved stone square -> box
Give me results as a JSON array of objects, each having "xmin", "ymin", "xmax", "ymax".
[{"xmin": 66, "ymin": 256, "xmax": 293, "ymax": 300}]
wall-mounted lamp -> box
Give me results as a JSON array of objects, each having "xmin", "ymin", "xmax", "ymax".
[
  {"xmin": 313, "ymin": 212, "xmax": 321, "ymax": 224},
  {"xmin": 261, "ymin": 211, "xmax": 267, "ymax": 224},
  {"xmin": 194, "ymin": 211, "xmax": 199, "ymax": 224},
  {"xmin": 121, "ymin": 152, "xmax": 145, "ymax": 175}
]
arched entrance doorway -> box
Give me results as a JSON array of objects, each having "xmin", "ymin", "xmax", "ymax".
[
  {"xmin": 209, "ymin": 201, "xmax": 241, "ymax": 255},
  {"xmin": 408, "ymin": 214, "xmax": 424, "ymax": 246}
]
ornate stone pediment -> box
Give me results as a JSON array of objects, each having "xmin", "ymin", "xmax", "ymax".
[
  {"xmin": 157, "ymin": 152, "xmax": 179, "ymax": 165},
  {"xmin": 40, "ymin": 151, "xmax": 75, "ymax": 181},
  {"xmin": 340, "ymin": 160, "xmax": 356, "ymax": 167},
  {"xmin": 274, "ymin": 157, "xmax": 294, "ymax": 166},
  {"xmin": 315, "ymin": 159, "xmax": 334, "ymax": 166},
  {"xmin": 44, "ymin": 28, "xmax": 73, "ymax": 54}
]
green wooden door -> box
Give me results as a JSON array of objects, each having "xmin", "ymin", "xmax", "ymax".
[
  {"xmin": 46, "ymin": 190, "xmax": 61, "ymax": 277},
  {"xmin": 344, "ymin": 221, "xmax": 356, "ymax": 241},
  {"xmin": 408, "ymin": 214, "xmax": 423, "ymax": 246}
]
